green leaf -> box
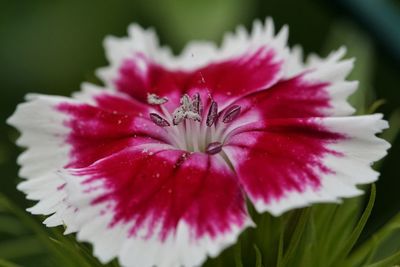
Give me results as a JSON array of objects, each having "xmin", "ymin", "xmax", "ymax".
[
  {"xmin": 332, "ymin": 184, "xmax": 376, "ymax": 266},
  {"xmin": 0, "ymin": 236, "xmax": 44, "ymax": 259},
  {"xmin": 298, "ymin": 210, "xmax": 316, "ymax": 267},
  {"xmin": 347, "ymin": 213, "xmax": 400, "ymax": 266},
  {"xmin": 253, "ymin": 244, "xmax": 263, "ymax": 267},
  {"xmin": 0, "ymin": 258, "xmax": 21, "ymax": 267},
  {"xmin": 48, "ymin": 228, "xmax": 103, "ymax": 267},
  {"xmin": 281, "ymin": 208, "xmax": 311, "ymax": 266},
  {"xmin": 276, "ymin": 218, "xmax": 284, "ymax": 267},
  {"xmin": 108, "ymin": 259, "xmax": 120, "ymax": 267},
  {"xmin": 0, "ymin": 215, "xmax": 27, "ymax": 235},
  {"xmin": 312, "ymin": 204, "xmax": 339, "ymax": 265},
  {"xmin": 364, "ymin": 250, "xmax": 400, "ymax": 267},
  {"xmin": 0, "ymin": 195, "xmax": 62, "ymax": 259},
  {"xmin": 234, "ymin": 242, "xmax": 243, "ymax": 267},
  {"xmin": 321, "ymin": 196, "xmax": 364, "ymax": 265},
  {"xmin": 367, "ymin": 99, "xmax": 386, "ymax": 114},
  {"xmin": 0, "ymin": 193, "xmax": 92, "ymax": 267}
]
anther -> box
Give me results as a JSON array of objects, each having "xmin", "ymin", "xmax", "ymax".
[
  {"xmin": 206, "ymin": 101, "xmax": 218, "ymax": 127},
  {"xmin": 180, "ymin": 94, "xmax": 192, "ymax": 110},
  {"xmin": 172, "ymin": 94, "xmax": 202, "ymax": 125},
  {"xmin": 172, "ymin": 107, "xmax": 185, "ymax": 125},
  {"xmin": 222, "ymin": 105, "xmax": 241, "ymax": 123},
  {"xmin": 149, "ymin": 113, "xmax": 170, "ymax": 127},
  {"xmin": 185, "ymin": 111, "xmax": 201, "ymax": 122},
  {"xmin": 147, "ymin": 93, "xmax": 168, "ymax": 105},
  {"xmin": 206, "ymin": 142, "xmax": 223, "ymax": 155},
  {"xmin": 192, "ymin": 93, "xmax": 203, "ymax": 115}
]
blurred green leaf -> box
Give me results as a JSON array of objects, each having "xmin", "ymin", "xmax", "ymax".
[
  {"xmin": 139, "ymin": 0, "xmax": 256, "ymax": 50},
  {"xmin": 0, "ymin": 215, "xmax": 26, "ymax": 236},
  {"xmin": 253, "ymin": 244, "xmax": 263, "ymax": 267},
  {"xmin": 276, "ymin": 218, "xmax": 284, "ymax": 267},
  {"xmin": 0, "ymin": 236, "xmax": 44, "ymax": 259},
  {"xmin": 48, "ymin": 235, "xmax": 101, "ymax": 267},
  {"xmin": 364, "ymin": 250, "xmax": 400, "ymax": 267},
  {"xmin": 323, "ymin": 20, "xmax": 375, "ymax": 114},
  {"xmin": 381, "ymin": 108, "xmax": 400, "ymax": 144},
  {"xmin": 335, "ymin": 184, "xmax": 376, "ymax": 266},
  {"xmin": 320, "ymin": 197, "xmax": 364, "ymax": 265},
  {"xmin": 297, "ymin": 211, "xmax": 316, "ymax": 267},
  {"xmin": 281, "ymin": 209, "xmax": 310, "ymax": 266},
  {"xmin": 0, "ymin": 258, "xmax": 21, "ymax": 267},
  {"xmin": 348, "ymin": 213, "xmax": 400, "ymax": 266},
  {"xmin": 367, "ymin": 99, "xmax": 387, "ymax": 114},
  {"xmin": 0, "ymin": 193, "xmax": 95, "ymax": 267},
  {"xmin": 234, "ymin": 243, "xmax": 243, "ymax": 267}
]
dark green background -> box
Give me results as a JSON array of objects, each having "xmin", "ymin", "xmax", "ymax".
[{"xmin": 0, "ymin": 0, "xmax": 399, "ymax": 265}]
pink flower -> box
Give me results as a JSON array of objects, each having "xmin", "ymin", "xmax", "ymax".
[{"xmin": 8, "ymin": 19, "xmax": 390, "ymax": 267}]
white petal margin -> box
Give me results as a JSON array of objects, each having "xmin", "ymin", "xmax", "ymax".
[
  {"xmin": 285, "ymin": 46, "xmax": 358, "ymax": 117},
  {"xmin": 97, "ymin": 18, "xmax": 289, "ymax": 88},
  {"xmin": 7, "ymin": 94, "xmax": 83, "ymax": 232},
  {"xmin": 60, "ymin": 168, "xmax": 254, "ymax": 267},
  {"xmin": 253, "ymin": 114, "xmax": 390, "ymax": 217}
]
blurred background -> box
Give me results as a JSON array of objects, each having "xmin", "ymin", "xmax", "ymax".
[{"xmin": 0, "ymin": 0, "xmax": 399, "ymax": 266}]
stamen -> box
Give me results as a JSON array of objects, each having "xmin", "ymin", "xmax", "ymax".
[
  {"xmin": 185, "ymin": 111, "xmax": 201, "ymax": 122},
  {"xmin": 172, "ymin": 107, "xmax": 186, "ymax": 125},
  {"xmin": 206, "ymin": 101, "xmax": 218, "ymax": 127},
  {"xmin": 222, "ymin": 105, "xmax": 241, "ymax": 123},
  {"xmin": 192, "ymin": 93, "xmax": 203, "ymax": 115},
  {"xmin": 147, "ymin": 93, "xmax": 168, "ymax": 105},
  {"xmin": 180, "ymin": 94, "xmax": 192, "ymax": 110},
  {"xmin": 149, "ymin": 113, "xmax": 170, "ymax": 127},
  {"xmin": 148, "ymin": 93, "xmax": 235, "ymax": 155},
  {"xmin": 172, "ymin": 94, "xmax": 202, "ymax": 125},
  {"xmin": 206, "ymin": 142, "xmax": 223, "ymax": 155}
]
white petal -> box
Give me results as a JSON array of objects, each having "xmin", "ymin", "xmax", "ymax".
[
  {"xmin": 7, "ymin": 95, "xmax": 79, "ymax": 228},
  {"xmin": 59, "ymin": 151, "xmax": 254, "ymax": 267},
  {"xmin": 284, "ymin": 45, "xmax": 358, "ymax": 116},
  {"xmin": 97, "ymin": 17, "xmax": 290, "ymax": 89},
  {"xmin": 255, "ymin": 114, "xmax": 390, "ymax": 216}
]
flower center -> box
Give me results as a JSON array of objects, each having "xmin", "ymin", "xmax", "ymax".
[{"xmin": 147, "ymin": 93, "xmax": 241, "ymax": 155}]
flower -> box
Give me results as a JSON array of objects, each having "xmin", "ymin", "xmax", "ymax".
[{"xmin": 7, "ymin": 18, "xmax": 390, "ymax": 267}]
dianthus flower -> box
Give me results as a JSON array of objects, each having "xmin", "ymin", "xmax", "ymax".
[{"xmin": 7, "ymin": 19, "xmax": 390, "ymax": 267}]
